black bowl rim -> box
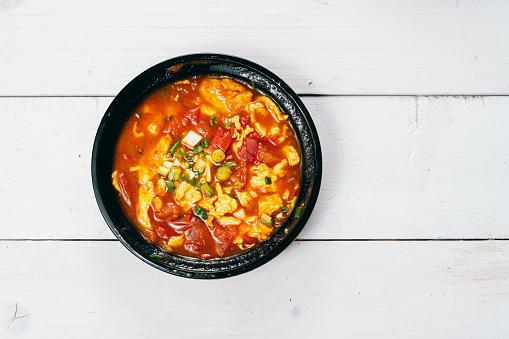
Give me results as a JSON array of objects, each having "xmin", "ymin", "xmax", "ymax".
[{"xmin": 92, "ymin": 53, "xmax": 322, "ymax": 279}]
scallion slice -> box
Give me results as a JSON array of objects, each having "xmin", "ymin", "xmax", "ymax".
[
  {"xmin": 151, "ymin": 254, "xmax": 162, "ymax": 259},
  {"xmin": 223, "ymin": 162, "xmax": 237, "ymax": 168},
  {"xmin": 165, "ymin": 180, "xmax": 175, "ymax": 192},
  {"xmin": 158, "ymin": 166, "xmax": 170, "ymax": 178},
  {"xmin": 281, "ymin": 206, "xmax": 289, "ymax": 213},
  {"xmin": 193, "ymin": 145, "xmax": 204, "ymax": 154},
  {"xmin": 168, "ymin": 167, "xmax": 181, "ymax": 181},
  {"xmin": 201, "ymin": 138, "xmax": 210, "ymax": 148},
  {"xmin": 168, "ymin": 138, "xmax": 181, "ymax": 156},
  {"xmin": 193, "ymin": 206, "xmax": 208, "ymax": 220},
  {"xmin": 265, "ymin": 176, "xmax": 272, "ymax": 184},
  {"xmin": 211, "ymin": 115, "xmax": 217, "ymax": 127},
  {"xmin": 294, "ymin": 207, "xmax": 303, "ymax": 218},
  {"xmin": 201, "ymin": 183, "xmax": 214, "ymax": 197},
  {"xmin": 290, "ymin": 196, "xmax": 298, "ymax": 208},
  {"xmin": 177, "ymin": 148, "xmax": 184, "ymax": 159},
  {"xmin": 261, "ymin": 213, "xmax": 272, "ymax": 226}
]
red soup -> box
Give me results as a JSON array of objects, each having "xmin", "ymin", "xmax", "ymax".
[{"xmin": 112, "ymin": 76, "xmax": 301, "ymax": 259}]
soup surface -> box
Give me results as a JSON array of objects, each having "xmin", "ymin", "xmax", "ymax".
[{"xmin": 112, "ymin": 76, "xmax": 301, "ymax": 259}]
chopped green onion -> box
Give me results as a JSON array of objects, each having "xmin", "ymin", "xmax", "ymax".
[
  {"xmin": 189, "ymin": 177, "xmax": 196, "ymax": 185},
  {"xmin": 216, "ymin": 166, "xmax": 232, "ymax": 181},
  {"xmin": 224, "ymin": 122, "xmax": 232, "ymax": 129},
  {"xmin": 202, "ymin": 154, "xmax": 206, "ymax": 160},
  {"xmin": 223, "ymin": 162, "xmax": 237, "ymax": 168},
  {"xmin": 168, "ymin": 167, "xmax": 181, "ymax": 181},
  {"xmin": 281, "ymin": 206, "xmax": 289, "ymax": 213},
  {"xmin": 211, "ymin": 149, "xmax": 226, "ymax": 163},
  {"xmin": 181, "ymin": 174, "xmax": 189, "ymax": 182},
  {"xmin": 162, "ymin": 89, "xmax": 169, "ymax": 98},
  {"xmin": 265, "ymin": 176, "xmax": 272, "ymax": 184},
  {"xmin": 168, "ymin": 138, "xmax": 181, "ymax": 155},
  {"xmin": 233, "ymin": 193, "xmax": 239, "ymax": 199},
  {"xmin": 201, "ymin": 139, "xmax": 210, "ymax": 148},
  {"xmin": 224, "ymin": 186, "xmax": 233, "ymax": 194},
  {"xmin": 193, "ymin": 145, "xmax": 204, "ymax": 154},
  {"xmin": 196, "ymin": 182, "xmax": 202, "ymax": 190},
  {"xmin": 165, "ymin": 180, "xmax": 175, "ymax": 192},
  {"xmin": 290, "ymin": 196, "xmax": 298, "ymax": 208},
  {"xmin": 261, "ymin": 213, "xmax": 272, "ymax": 226},
  {"xmin": 201, "ymin": 183, "xmax": 214, "ymax": 197},
  {"xmin": 294, "ymin": 207, "xmax": 303, "ymax": 218},
  {"xmin": 166, "ymin": 115, "xmax": 173, "ymax": 122},
  {"xmin": 158, "ymin": 166, "xmax": 170, "ymax": 177},
  {"xmin": 184, "ymin": 153, "xmax": 194, "ymax": 167},
  {"xmin": 211, "ymin": 115, "xmax": 217, "ymax": 127},
  {"xmin": 195, "ymin": 167, "xmax": 205, "ymax": 176},
  {"xmin": 250, "ymin": 81, "xmax": 256, "ymax": 89},
  {"xmin": 193, "ymin": 206, "xmax": 208, "ymax": 220},
  {"xmin": 177, "ymin": 148, "xmax": 184, "ymax": 159},
  {"xmin": 177, "ymin": 214, "xmax": 185, "ymax": 219},
  {"xmin": 151, "ymin": 254, "xmax": 162, "ymax": 259}
]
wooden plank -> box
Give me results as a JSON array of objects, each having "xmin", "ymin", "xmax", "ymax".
[
  {"xmin": 1, "ymin": 96, "xmax": 509, "ymax": 239},
  {"xmin": 1, "ymin": 240, "xmax": 508, "ymax": 337},
  {"xmin": 305, "ymin": 95, "xmax": 509, "ymax": 240},
  {"xmin": 1, "ymin": 0, "xmax": 509, "ymax": 96}
]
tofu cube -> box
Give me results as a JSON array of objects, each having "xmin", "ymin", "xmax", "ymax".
[{"xmin": 182, "ymin": 131, "xmax": 203, "ymax": 148}]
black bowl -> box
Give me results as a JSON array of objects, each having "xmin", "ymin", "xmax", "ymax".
[{"xmin": 92, "ymin": 54, "xmax": 322, "ymax": 279}]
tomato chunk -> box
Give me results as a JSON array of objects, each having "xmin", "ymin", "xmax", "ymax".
[
  {"xmin": 185, "ymin": 221, "xmax": 215, "ymax": 257},
  {"xmin": 237, "ymin": 132, "xmax": 259, "ymax": 163},
  {"xmin": 230, "ymin": 161, "xmax": 247, "ymax": 188},
  {"xmin": 257, "ymin": 141, "xmax": 279, "ymax": 165},
  {"xmin": 209, "ymin": 126, "xmax": 233, "ymax": 152},
  {"xmin": 195, "ymin": 119, "xmax": 214, "ymax": 139},
  {"xmin": 163, "ymin": 117, "xmax": 182, "ymax": 136},
  {"xmin": 240, "ymin": 115, "xmax": 251, "ymax": 128},
  {"xmin": 212, "ymin": 218, "xmax": 237, "ymax": 257},
  {"xmin": 181, "ymin": 107, "xmax": 200, "ymax": 125},
  {"xmin": 243, "ymin": 235, "xmax": 257, "ymax": 245},
  {"xmin": 155, "ymin": 224, "xmax": 171, "ymax": 240},
  {"xmin": 118, "ymin": 172, "xmax": 132, "ymax": 206},
  {"xmin": 141, "ymin": 228, "xmax": 158, "ymax": 244},
  {"xmin": 171, "ymin": 213, "xmax": 191, "ymax": 225}
]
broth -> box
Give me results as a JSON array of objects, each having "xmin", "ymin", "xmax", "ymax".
[{"xmin": 112, "ymin": 76, "xmax": 301, "ymax": 259}]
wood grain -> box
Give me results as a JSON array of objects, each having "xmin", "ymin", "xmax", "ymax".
[
  {"xmin": 1, "ymin": 0, "xmax": 508, "ymax": 96},
  {"xmin": 1, "ymin": 96, "xmax": 508, "ymax": 240},
  {"xmin": 1, "ymin": 240, "xmax": 508, "ymax": 338}
]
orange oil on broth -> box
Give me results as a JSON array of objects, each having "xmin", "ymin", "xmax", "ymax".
[{"xmin": 112, "ymin": 76, "xmax": 301, "ymax": 259}]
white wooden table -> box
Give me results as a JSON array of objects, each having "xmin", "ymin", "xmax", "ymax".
[{"xmin": 2, "ymin": 1, "xmax": 509, "ymax": 337}]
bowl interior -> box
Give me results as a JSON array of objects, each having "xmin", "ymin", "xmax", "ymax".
[{"xmin": 92, "ymin": 54, "xmax": 322, "ymax": 278}]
